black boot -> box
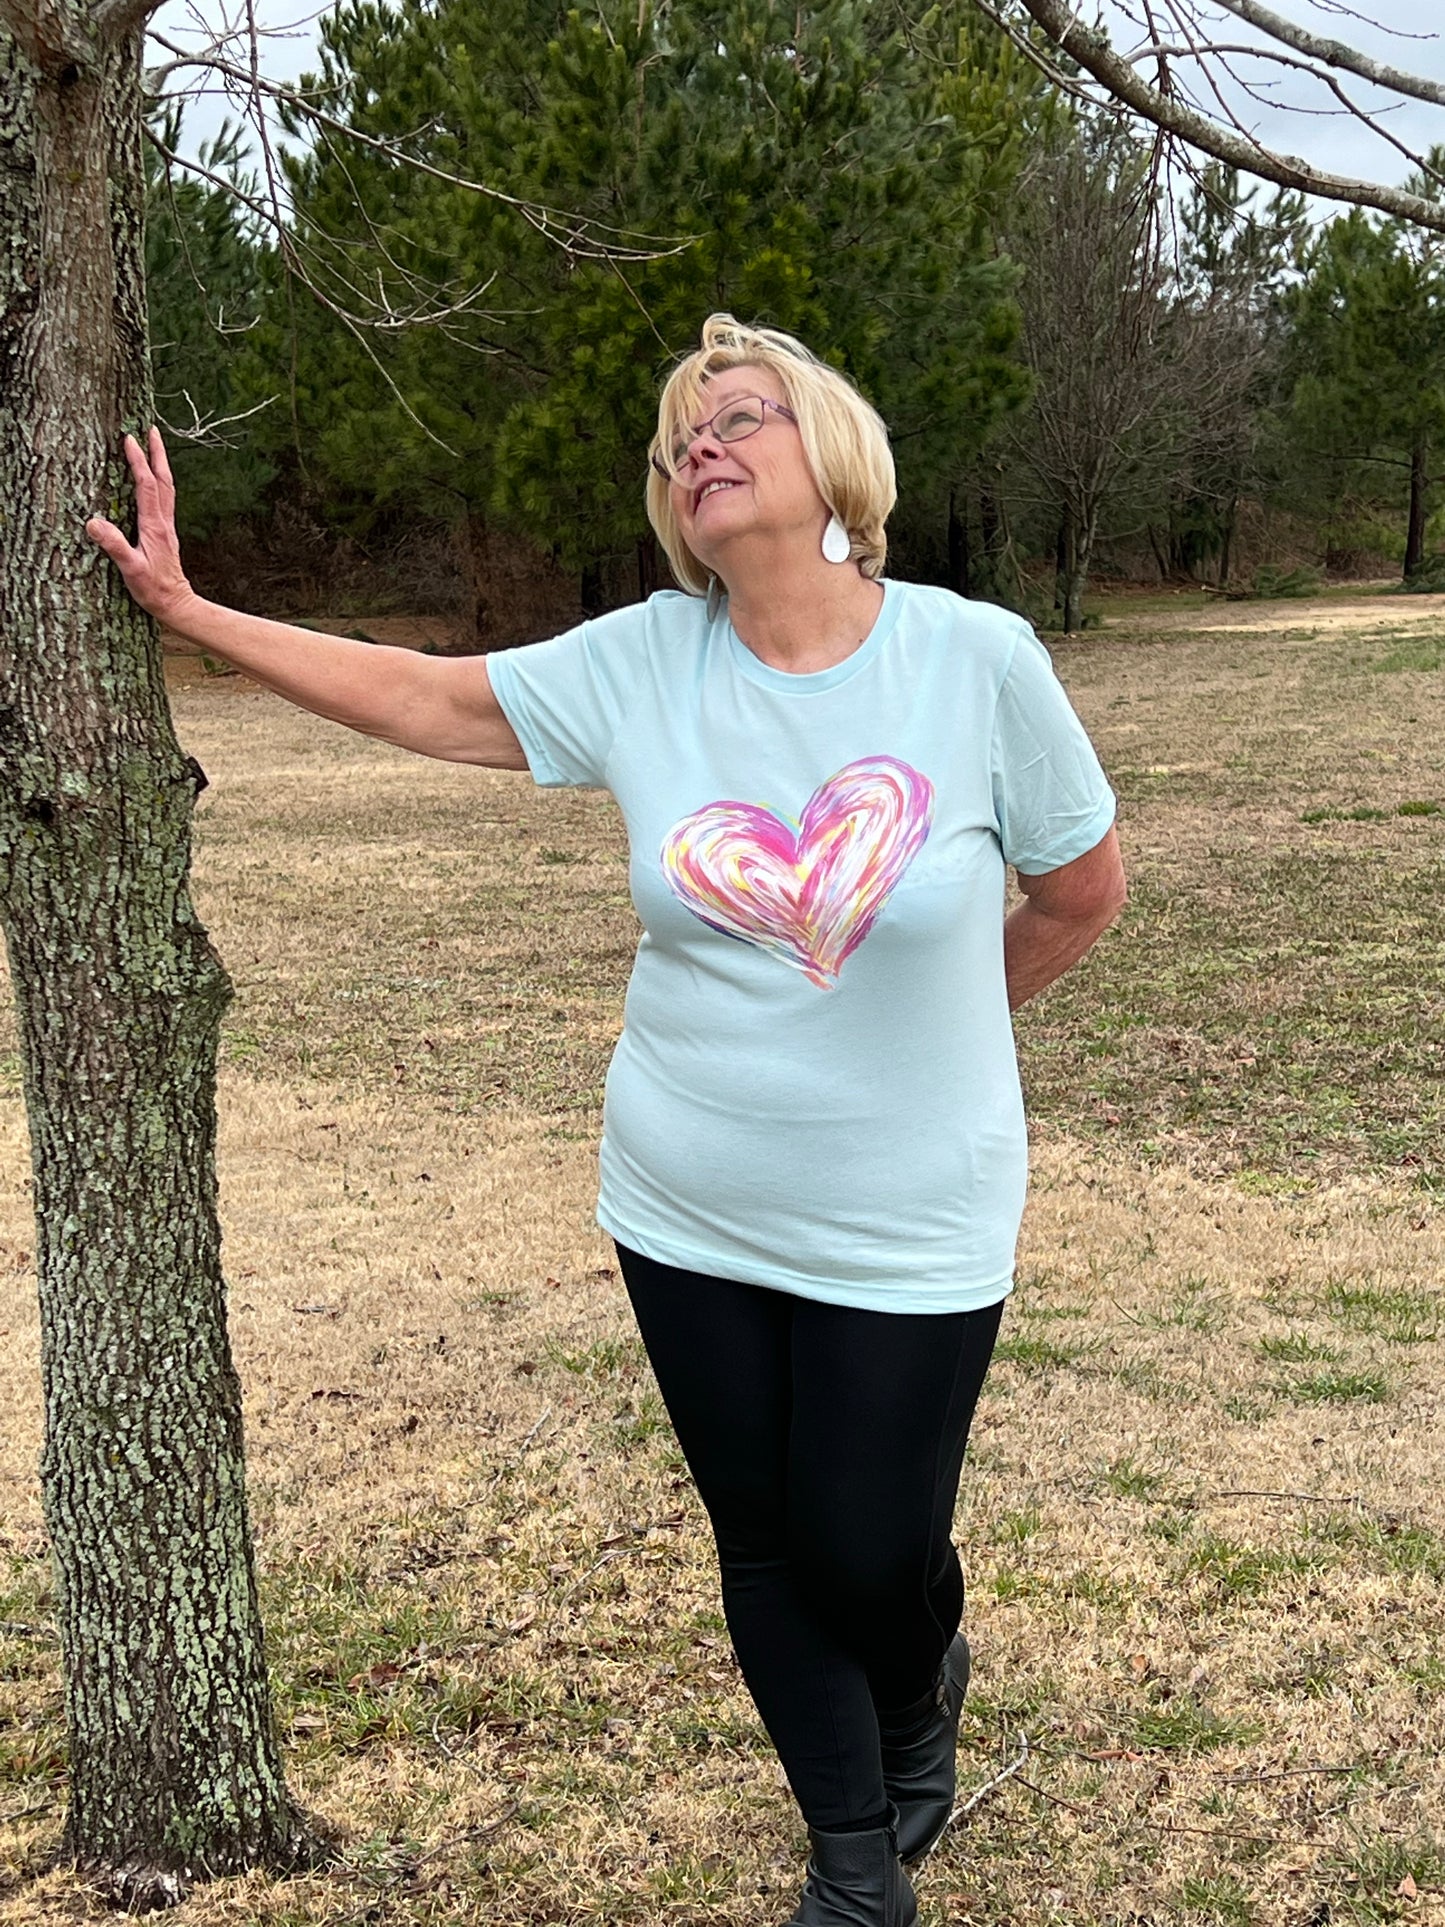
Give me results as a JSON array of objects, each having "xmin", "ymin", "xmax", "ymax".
[
  {"xmin": 878, "ymin": 1632, "xmax": 971, "ymax": 1865},
  {"xmin": 783, "ymin": 1806, "xmax": 919, "ymax": 1927}
]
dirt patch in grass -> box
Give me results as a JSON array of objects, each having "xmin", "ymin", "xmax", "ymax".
[
  {"xmin": 1, "ymin": 610, "xmax": 1442, "ymax": 1923},
  {"xmin": 1100, "ymin": 588, "xmax": 1445, "ymax": 635}
]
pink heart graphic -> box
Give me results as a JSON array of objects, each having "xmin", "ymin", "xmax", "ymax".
[{"xmin": 660, "ymin": 756, "xmax": 935, "ymax": 989}]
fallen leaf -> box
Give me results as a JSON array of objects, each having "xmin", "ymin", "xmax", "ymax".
[{"xmin": 348, "ymin": 1661, "xmax": 403, "ymax": 1690}]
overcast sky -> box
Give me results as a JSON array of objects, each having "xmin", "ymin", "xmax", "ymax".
[{"xmin": 150, "ymin": 0, "xmax": 1444, "ymax": 208}]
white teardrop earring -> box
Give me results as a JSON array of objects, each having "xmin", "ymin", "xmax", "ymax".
[
  {"xmin": 822, "ymin": 513, "xmax": 852, "ymax": 564},
  {"xmin": 705, "ymin": 574, "xmax": 723, "ymax": 621}
]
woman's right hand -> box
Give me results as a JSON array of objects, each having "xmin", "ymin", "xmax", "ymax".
[{"xmin": 86, "ymin": 428, "xmax": 197, "ymax": 625}]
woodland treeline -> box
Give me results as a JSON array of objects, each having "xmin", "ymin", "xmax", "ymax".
[{"xmin": 151, "ymin": 0, "xmax": 1445, "ymax": 645}]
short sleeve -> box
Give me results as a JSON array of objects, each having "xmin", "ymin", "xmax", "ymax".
[
  {"xmin": 990, "ymin": 622, "xmax": 1117, "ymax": 874},
  {"xmin": 485, "ymin": 599, "xmax": 655, "ymax": 788}
]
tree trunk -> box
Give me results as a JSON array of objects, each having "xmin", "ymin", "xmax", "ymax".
[
  {"xmin": 947, "ymin": 485, "xmax": 970, "ymax": 597},
  {"xmin": 1060, "ymin": 504, "xmax": 1095, "ymax": 634},
  {"xmin": 978, "ymin": 476, "xmax": 1002, "ymax": 567},
  {"xmin": 580, "ymin": 556, "xmax": 607, "ymax": 618},
  {"xmin": 458, "ymin": 512, "xmax": 492, "ymax": 648},
  {"xmin": 1218, "ymin": 496, "xmax": 1237, "ymax": 590},
  {"xmin": 1404, "ymin": 436, "xmax": 1429, "ymax": 580},
  {"xmin": 635, "ymin": 529, "xmax": 661, "ymax": 602},
  {"xmin": 0, "ymin": 20, "xmax": 309, "ymax": 1907},
  {"xmin": 1053, "ymin": 505, "xmax": 1072, "ymax": 613}
]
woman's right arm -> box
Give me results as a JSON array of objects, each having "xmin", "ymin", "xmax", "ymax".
[{"xmin": 86, "ymin": 429, "xmax": 528, "ymax": 771}]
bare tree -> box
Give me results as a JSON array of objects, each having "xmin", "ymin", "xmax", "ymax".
[
  {"xmin": 1000, "ymin": 122, "xmax": 1255, "ymax": 627},
  {"xmin": 976, "ymin": 0, "xmax": 1445, "ymax": 233},
  {"xmin": 0, "ymin": 2, "xmax": 673, "ymax": 1907}
]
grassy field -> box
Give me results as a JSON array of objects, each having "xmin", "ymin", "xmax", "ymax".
[{"xmin": 1, "ymin": 600, "xmax": 1442, "ymax": 1926}]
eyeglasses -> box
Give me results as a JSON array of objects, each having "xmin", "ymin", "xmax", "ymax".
[{"xmin": 651, "ymin": 396, "xmax": 798, "ymax": 479}]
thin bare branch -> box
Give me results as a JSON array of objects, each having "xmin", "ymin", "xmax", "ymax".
[
  {"xmin": 1123, "ymin": 19, "xmax": 1445, "ymax": 190},
  {"xmin": 145, "ymin": 29, "xmax": 695, "ymax": 261},
  {"xmin": 1210, "ymin": 0, "xmax": 1445, "ymax": 109},
  {"xmin": 1007, "ymin": 0, "xmax": 1445, "ymax": 232},
  {"xmin": 156, "ymin": 387, "xmax": 280, "ymax": 445}
]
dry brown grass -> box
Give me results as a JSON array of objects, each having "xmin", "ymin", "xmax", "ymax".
[{"xmin": 1, "ymin": 605, "xmax": 1443, "ymax": 1926}]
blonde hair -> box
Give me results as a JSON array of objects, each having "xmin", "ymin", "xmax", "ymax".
[{"xmin": 646, "ymin": 314, "xmax": 896, "ymax": 598}]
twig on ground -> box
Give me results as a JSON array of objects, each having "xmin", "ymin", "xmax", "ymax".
[
  {"xmin": 952, "ymin": 1729, "xmax": 1031, "ymax": 1822},
  {"xmin": 558, "ymin": 1543, "xmax": 655, "ymax": 1606},
  {"xmin": 1211, "ymin": 1488, "xmax": 1417, "ymax": 1526},
  {"xmin": 1212, "ymin": 1489, "xmax": 1363, "ymax": 1504},
  {"xmin": 412, "ymin": 1802, "xmax": 518, "ymax": 1865},
  {"xmin": 1018, "ymin": 1766, "xmax": 1322, "ymax": 1847},
  {"xmin": 474, "ymin": 1405, "xmax": 554, "ymax": 1496},
  {"xmin": 1215, "ymin": 1763, "xmax": 1364, "ymax": 1782},
  {"xmin": 1014, "ymin": 1772, "xmax": 1089, "ymax": 1815}
]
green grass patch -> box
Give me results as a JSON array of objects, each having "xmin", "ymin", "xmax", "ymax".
[
  {"xmin": 1095, "ymin": 1454, "xmax": 1171, "ymax": 1500},
  {"xmin": 1279, "ymin": 1368, "xmax": 1392, "ymax": 1405},
  {"xmin": 1321, "ymin": 1279, "xmax": 1441, "ymax": 1344},
  {"xmin": 1177, "ymin": 1872, "xmax": 1258, "ymax": 1924},
  {"xmin": 1256, "ymin": 1331, "xmax": 1342, "ymax": 1363},
  {"xmin": 1130, "ymin": 1697, "xmax": 1262, "ymax": 1753},
  {"xmin": 1322, "ymin": 1829, "xmax": 1445, "ymax": 1922},
  {"xmin": 1179, "ymin": 1532, "xmax": 1323, "ymax": 1597},
  {"xmin": 543, "ymin": 1334, "xmax": 645, "ymax": 1380},
  {"xmin": 1370, "ymin": 638, "xmax": 1445, "ymax": 672},
  {"xmin": 1305, "ymin": 1512, "xmax": 1445, "ymax": 1581},
  {"xmin": 992, "ymin": 1333, "xmax": 1088, "ymax": 1372}
]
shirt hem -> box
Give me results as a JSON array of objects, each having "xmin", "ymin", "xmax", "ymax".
[
  {"xmin": 485, "ymin": 650, "xmax": 568, "ymax": 787},
  {"xmin": 1010, "ymin": 788, "xmax": 1118, "ymax": 875},
  {"xmin": 597, "ymin": 1205, "xmax": 1016, "ymax": 1316}
]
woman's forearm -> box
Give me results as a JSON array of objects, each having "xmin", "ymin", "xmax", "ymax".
[
  {"xmin": 1003, "ymin": 895, "xmax": 1121, "ymax": 1012},
  {"xmin": 164, "ymin": 592, "xmax": 440, "ymax": 752}
]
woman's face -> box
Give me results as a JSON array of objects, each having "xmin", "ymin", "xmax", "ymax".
[{"xmin": 667, "ymin": 364, "xmax": 826, "ymax": 572}]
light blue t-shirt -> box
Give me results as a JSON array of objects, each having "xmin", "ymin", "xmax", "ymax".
[{"xmin": 486, "ymin": 580, "xmax": 1117, "ymax": 1315}]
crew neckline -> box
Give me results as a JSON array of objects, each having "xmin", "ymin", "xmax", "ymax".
[{"xmin": 723, "ymin": 578, "xmax": 901, "ymax": 693}]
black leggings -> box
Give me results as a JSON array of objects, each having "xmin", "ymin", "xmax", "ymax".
[{"xmin": 615, "ymin": 1242, "xmax": 1003, "ymax": 1831}]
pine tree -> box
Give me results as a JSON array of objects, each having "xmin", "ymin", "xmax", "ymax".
[
  {"xmin": 253, "ymin": 0, "xmax": 1039, "ymax": 620},
  {"xmin": 1281, "ymin": 197, "xmax": 1445, "ymax": 580}
]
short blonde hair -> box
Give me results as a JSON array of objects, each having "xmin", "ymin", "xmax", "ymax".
[{"xmin": 646, "ymin": 314, "xmax": 896, "ymax": 598}]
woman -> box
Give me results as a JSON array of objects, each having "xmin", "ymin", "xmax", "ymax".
[{"xmin": 88, "ymin": 313, "xmax": 1126, "ymax": 1927}]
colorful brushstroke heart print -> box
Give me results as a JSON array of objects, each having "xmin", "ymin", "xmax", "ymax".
[{"xmin": 660, "ymin": 755, "xmax": 935, "ymax": 989}]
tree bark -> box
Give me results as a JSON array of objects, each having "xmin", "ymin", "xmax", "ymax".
[
  {"xmin": 1059, "ymin": 503, "xmax": 1095, "ymax": 633},
  {"xmin": 1404, "ymin": 435, "xmax": 1429, "ymax": 580},
  {"xmin": 947, "ymin": 485, "xmax": 970, "ymax": 597},
  {"xmin": 1053, "ymin": 505, "xmax": 1072, "ymax": 613},
  {"xmin": 580, "ymin": 556, "xmax": 606, "ymax": 618},
  {"xmin": 635, "ymin": 528, "xmax": 661, "ymax": 602},
  {"xmin": 0, "ymin": 19, "xmax": 309, "ymax": 1907},
  {"xmin": 459, "ymin": 512, "xmax": 493, "ymax": 648},
  {"xmin": 1218, "ymin": 495, "xmax": 1236, "ymax": 589}
]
